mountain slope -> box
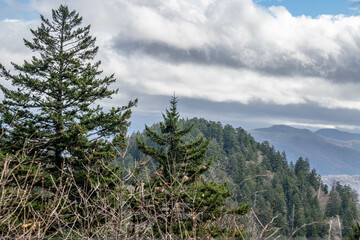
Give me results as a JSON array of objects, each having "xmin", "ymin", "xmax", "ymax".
[
  {"xmin": 316, "ymin": 128, "xmax": 360, "ymax": 151},
  {"xmin": 316, "ymin": 128, "xmax": 360, "ymax": 141},
  {"xmin": 126, "ymin": 118, "xmax": 358, "ymax": 238},
  {"xmin": 249, "ymin": 125, "xmax": 360, "ymax": 175}
]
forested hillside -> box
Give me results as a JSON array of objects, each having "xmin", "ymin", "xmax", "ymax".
[{"xmin": 126, "ymin": 118, "xmax": 359, "ymax": 238}]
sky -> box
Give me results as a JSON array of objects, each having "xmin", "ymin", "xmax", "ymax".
[
  {"xmin": 2, "ymin": 0, "xmax": 360, "ymax": 133},
  {"xmin": 256, "ymin": 0, "xmax": 360, "ymax": 17}
]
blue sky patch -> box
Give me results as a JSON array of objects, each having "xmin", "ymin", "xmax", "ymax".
[
  {"xmin": 255, "ymin": 0, "xmax": 360, "ymax": 17},
  {"xmin": 0, "ymin": 0, "xmax": 36, "ymax": 20}
]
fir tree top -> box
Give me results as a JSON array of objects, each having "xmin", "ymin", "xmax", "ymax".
[{"xmin": 137, "ymin": 95, "xmax": 211, "ymax": 184}]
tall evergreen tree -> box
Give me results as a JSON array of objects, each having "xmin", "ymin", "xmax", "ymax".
[
  {"xmin": 0, "ymin": 5, "xmax": 137, "ymax": 177},
  {"xmin": 137, "ymin": 96, "xmax": 211, "ymax": 185},
  {"xmin": 136, "ymin": 96, "xmax": 249, "ymax": 238},
  {"xmin": 325, "ymin": 185, "xmax": 341, "ymax": 218}
]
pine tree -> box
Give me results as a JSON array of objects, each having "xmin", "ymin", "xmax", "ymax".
[
  {"xmin": 325, "ymin": 185, "xmax": 341, "ymax": 217},
  {"xmin": 136, "ymin": 96, "xmax": 249, "ymax": 238},
  {"xmin": 347, "ymin": 221, "xmax": 360, "ymax": 240},
  {"xmin": 0, "ymin": 5, "xmax": 137, "ymax": 178},
  {"xmin": 137, "ymin": 96, "xmax": 211, "ymax": 185}
]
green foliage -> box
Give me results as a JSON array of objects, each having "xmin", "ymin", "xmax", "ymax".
[
  {"xmin": 137, "ymin": 96, "xmax": 211, "ymax": 185},
  {"xmin": 347, "ymin": 221, "xmax": 360, "ymax": 240},
  {"xmin": 327, "ymin": 182, "xmax": 359, "ymax": 237},
  {"xmin": 0, "ymin": 5, "xmax": 137, "ymax": 174},
  {"xmin": 135, "ymin": 96, "xmax": 249, "ymax": 238},
  {"xmin": 0, "ymin": 5, "xmax": 136, "ymax": 235},
  {"xmin": 325, "ymin": 186, "xmax": 341, "ymax": 218},
  {"xmin": 127, "ymin": 117, "xmax": 360, "ymax": 238}
]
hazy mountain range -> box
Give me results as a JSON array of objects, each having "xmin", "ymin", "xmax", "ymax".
[{"xmin": 249, "ymin": 125, "xmax": 360, "ymax": 195}]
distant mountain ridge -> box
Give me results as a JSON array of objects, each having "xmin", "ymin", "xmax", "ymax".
[
  {"xmin": 249, "ymin": 125, "xmax": 360, "ymax": 175},
  {"xmin": 316, "ymin": 128, "xmax": 360, "ymax": 141}
]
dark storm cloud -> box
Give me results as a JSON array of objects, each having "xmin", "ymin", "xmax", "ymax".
[
  {"xmin": 112, "ymin": 37, "xmax": 360, "ymax": 83},
  {"xmin": 179, "ymin": 97, "xmax": 360, "ymax": 128},
  {"xmin": 113, "ymin": 39, "xmax": 242, "ymax": 68},
  {"xmin": 129, "ymin": 94, "xmax": 360, "ymax": 133}
]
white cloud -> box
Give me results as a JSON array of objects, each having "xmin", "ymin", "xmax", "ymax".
[
  {"xmin": 2, "ymin": 0, "xmax": 360, "ymax": 127},
  {"xmin": 105, "ymin": 52, "xmax": 360, "ymax": 111},
  {"xmin": 0, "ymin": 19, "xmax": 36, "ymax": 63},
  {"xmin": 0, "ymin": 19, "xmax": 38, "ymax": 88}
]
